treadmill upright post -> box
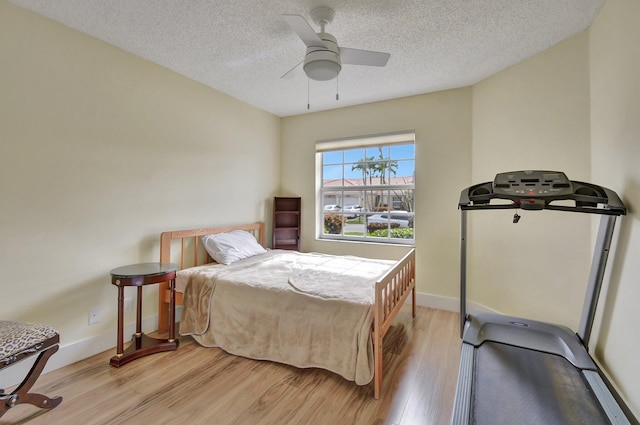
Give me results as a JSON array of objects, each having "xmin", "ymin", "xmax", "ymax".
[
  {"xmin": 578, "ymin": 214, "xmax": 618, "ymax": 348},
  {"xmin": 460, "ymin": 209, "xmax": 468, "ymax": 338}
]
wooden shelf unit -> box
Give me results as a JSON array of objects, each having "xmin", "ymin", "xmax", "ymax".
[{"xmin": 273, "ymin": 197, "xmax": 301, "ymax": 251}]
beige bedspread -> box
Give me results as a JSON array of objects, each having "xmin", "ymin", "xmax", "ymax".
[{"xmin": 178, "ymin": 250, "xmax": 396, "ymax": 385}]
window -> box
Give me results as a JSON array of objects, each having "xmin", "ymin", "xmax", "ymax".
[{"xmin": 317, "ymin": 131, "xmax": 415, "ymax": 244}]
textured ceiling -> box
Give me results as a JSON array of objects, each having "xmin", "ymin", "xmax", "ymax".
[{"xmin": 9, "ymin": 0, "xmax": 605, "ymax": 117}]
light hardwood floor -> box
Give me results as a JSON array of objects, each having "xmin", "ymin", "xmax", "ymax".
[{"xmin": 1, "ymin": 307, "xmax": 461, "ymax": 425}]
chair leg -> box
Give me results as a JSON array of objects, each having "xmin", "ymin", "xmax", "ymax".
[{"xmin": 0, "ymin": 344, "xmax": 62, "ymax": 419}]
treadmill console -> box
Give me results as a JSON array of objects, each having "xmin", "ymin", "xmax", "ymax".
[
  {"xmin": 493, "ymin": 170, "xmax": 574, "ymax": 200},
  {"xmin": 459, "ymin": 170, "xmax": 626, "ymax": 214}
]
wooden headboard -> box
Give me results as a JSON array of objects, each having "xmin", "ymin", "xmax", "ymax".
[{"xmin": 157, "ymin": 222, "xmax": 266, "ymax": 333}]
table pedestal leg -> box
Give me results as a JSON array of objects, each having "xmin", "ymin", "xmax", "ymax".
[
  {"xmin": 169, "ymin": 278, "xmax": 176, "ymax": 342},
  {"xmin": 136, "ymin": 286, "xmax": 143, "ymax": 337},
  {"xmin": 116, "ymin": 285, "xmax": 124, "ymax": 357}
]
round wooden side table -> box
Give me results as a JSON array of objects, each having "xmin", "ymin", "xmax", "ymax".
[{"xmin": 109, "ymin": 262, "xmax": 179, "ymax": 367}]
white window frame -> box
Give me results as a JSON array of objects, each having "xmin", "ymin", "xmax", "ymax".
[{"xmin": 316, "ymin": 130, "xmax": 416, "ymax": 245}]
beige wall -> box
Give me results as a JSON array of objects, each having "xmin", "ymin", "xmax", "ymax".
[
  {"xmin": 590, "ymin": 0, "xmax": 640, "ymax": 415},
  {"xmin": 0, "ymin": 2, "xmax": 280, "ymax": 344},
  {"xmin": 469, "ymin": 32, "xmax": 593, "ymax": 329},
  {"xmin": 281, "ymin": 90, "xmax": 473, "ymax": 297}
]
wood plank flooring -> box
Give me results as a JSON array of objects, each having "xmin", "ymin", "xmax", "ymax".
[{"xmin": 0, "ymin": 307, "xmax": 461, "ymax": 425}]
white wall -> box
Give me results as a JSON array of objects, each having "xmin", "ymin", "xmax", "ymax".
[
  {"xmin": 0, "ymin": 1, "xmax": 280, "ymax": 352},
  {"xmin": 470, "ymin": 31, "xmax": 593, "ymax": 329},
  {"xmin": 590, "ymin": 0, "xmax": 640, "ymax": 416},
  {"xmin": 281, "ymin": 89, "xmax": 473, "ymax": 299}
]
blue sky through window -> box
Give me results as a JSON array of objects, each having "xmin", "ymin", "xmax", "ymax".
[{"xmin": 323, "ymin": 143, "xmax": 415, "ymax": 181}]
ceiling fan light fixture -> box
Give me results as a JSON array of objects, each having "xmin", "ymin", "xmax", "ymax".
[
  {"xmin": 304, "ymin": 59, "xmax": 341, "ymax": 81},
  {"xmin": 303, "ymin": 47, "xmax": 341, "ymax": 81}
]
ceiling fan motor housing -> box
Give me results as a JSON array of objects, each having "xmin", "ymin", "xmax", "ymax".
[{"xmin": 304, "ymin": 32, "xmax": 341, "ymax": 81}]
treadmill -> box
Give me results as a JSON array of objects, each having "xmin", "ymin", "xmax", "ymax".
[{"xmin": 451, "ymin": 170, "xmax": 633, "ymax": 425}]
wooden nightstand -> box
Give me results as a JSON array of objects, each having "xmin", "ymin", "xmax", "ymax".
[{"xmin": 109, "ymin": 262, "xmax": 179, "ymax": 367}]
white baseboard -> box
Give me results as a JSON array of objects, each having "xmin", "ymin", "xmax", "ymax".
[
  {"xmin": 2, "ymin": 295, "xmax": 491, "ymax": 389},
  {"xmin": 1, "ymin": 309, "xmax": 182, "ymax": 389},
  {"xmin": 414, "ymin": 291, "xmax": 497, "ymax": 315},
  {"xmin": 415, "ymin": 292, "xmax": 459, "ymax": 311}
]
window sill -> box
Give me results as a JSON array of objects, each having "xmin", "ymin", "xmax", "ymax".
[{"xmin": 317, "ymin": 235, "xmax": 415, "ymax": 247}]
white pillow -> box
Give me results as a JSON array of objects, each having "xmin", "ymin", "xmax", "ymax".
[{"xmin": 201, "ymin": 230, "xmax": 266, "ymax": 265}]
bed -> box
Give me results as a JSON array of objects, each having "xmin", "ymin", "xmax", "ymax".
[{"xmin": 157, "ymin": 222, "xmax": 416, "ymax": 399}]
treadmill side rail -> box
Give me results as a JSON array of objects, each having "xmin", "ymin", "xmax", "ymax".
[
  {"xmin": 583, "ymin": 371, "xmax": 632, "ymax": 425},
  {"xmin": 451, "ymin": 343, "xmax": 474, "ymax": 425}
]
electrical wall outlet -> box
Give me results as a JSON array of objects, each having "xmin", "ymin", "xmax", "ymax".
[
  {"xmin": 124, "ymin": 298, "xmax": 133, "ymax": 313},
  {"xmin": 88, "ymin": 308, "xmax": 100, "ymax": 325}
]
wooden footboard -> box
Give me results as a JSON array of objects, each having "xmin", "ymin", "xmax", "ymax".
[
  {"xmin": 157, "ymin": 222, "xmax": 416, "ymax": 399},
  {"xmin": 372, "ymin": 248, "xmax": 416, "ymax": 399}
]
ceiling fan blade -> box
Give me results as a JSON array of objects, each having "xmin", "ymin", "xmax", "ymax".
[
  {"xmin": 283, "ymin": 14, "xmax": 327, "ymax": 48},
  {"xmin": 340, "ymin": 47, "xmax": 390, "ymax": 67},
  {"xmin": 281, "ymin": 60, "xmax": 303, "ymax": 79}
]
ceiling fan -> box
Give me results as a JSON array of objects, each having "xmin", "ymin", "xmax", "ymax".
[{"xmin": 282, "ymin": 6, "xmax": 390, "ymax": 81}]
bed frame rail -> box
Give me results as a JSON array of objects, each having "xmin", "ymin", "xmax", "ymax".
[{"xmin": 373, "ymin": 248, "xmax": 416, "ymax": 399}]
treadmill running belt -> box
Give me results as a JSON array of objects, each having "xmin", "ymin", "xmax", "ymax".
[{"xmin": 472, "ymin": 342, "xmax": 610, "ymax": 425}]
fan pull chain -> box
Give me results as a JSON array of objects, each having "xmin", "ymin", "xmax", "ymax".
[
  {"xmin": 336, "ymin": 75, "xmax": 339, "ymax": 101},
  {"xmin": 307, "ymin": 77, "xmax": 310, "ymax": 110}
]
